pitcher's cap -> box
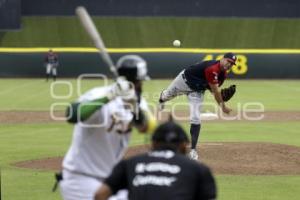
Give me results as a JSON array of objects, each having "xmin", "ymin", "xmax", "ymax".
[{"xmin": 224, "ymin": 52, "xmax": 237, "ymax": 64}]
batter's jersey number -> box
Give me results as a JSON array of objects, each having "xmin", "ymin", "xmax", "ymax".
[{"xmin": 203, "ymin": 54, "xmax": 248, "ymax": 75}]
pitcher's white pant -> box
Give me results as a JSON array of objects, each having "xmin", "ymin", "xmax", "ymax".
[
  {"xmin": 160, "ymin": 70, "xmax": 204, "ymax": 124},
  {"xmin": 59, "ymin": 170, "xmax": 128, "ymax": 200},
  {"xmin": 46, "ymin": 63, "xmax": 57, "ymax": 76}
]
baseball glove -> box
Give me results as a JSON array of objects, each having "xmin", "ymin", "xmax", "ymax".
[{"xmin": 221, "ymin": 85, "xmax": 236, "ymax": 102}]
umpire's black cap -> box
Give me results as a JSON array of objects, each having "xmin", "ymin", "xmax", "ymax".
[{"xmin": 152, "ymin": 121, "xmax": 189, "ymax": 144}]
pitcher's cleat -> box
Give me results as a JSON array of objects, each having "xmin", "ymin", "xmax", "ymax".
[{"xmin": 189, "ymin": 149, "xmax": 199, "ymax": 160}]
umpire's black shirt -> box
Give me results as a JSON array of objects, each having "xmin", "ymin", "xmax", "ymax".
[{"xmin": 104, "ymin": 150, "xmax": 217, "ymax": 200}]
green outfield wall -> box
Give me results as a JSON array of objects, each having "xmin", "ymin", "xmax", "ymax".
[
  {"xmin": 1, "ymin": 17, "xmax": 300, "ymax": 48},
  {"xmin": 0, "ymin": 48, "xmax": 299, "ymax": 79}
]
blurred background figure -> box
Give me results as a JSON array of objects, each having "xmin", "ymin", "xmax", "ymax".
[{"xmin": 44, "ymin": 49, "xmax": 59, "ymax": 81}]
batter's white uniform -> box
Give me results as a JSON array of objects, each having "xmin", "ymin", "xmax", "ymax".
[{"xmin": 60, "ymin": 85, "xmax": 149, "ymax": 200}]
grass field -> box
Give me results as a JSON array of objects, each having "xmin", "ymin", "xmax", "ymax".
[
  {"xmin": 2, "ymin": 17, "xmax": 300, "ymax": 48},
  {"xmin": 0, "ymin": 79, "xmax": 300, "ymax": 200}
]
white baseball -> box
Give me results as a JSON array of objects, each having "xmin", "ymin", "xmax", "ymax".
[{"xmin": 173, "ymin": 40, "xmax": 181, "ymax": 47}]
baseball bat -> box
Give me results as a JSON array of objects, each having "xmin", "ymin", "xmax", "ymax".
[{"xmin": 75, "ymin": 6, "xmax": 118, "ymax": 78}]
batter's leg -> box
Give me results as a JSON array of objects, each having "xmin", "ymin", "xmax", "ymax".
[{"xmin": 59, "ymin": 170, "xmax": 102, "ymax": 200}]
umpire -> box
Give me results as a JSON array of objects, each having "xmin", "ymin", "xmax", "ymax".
[{"xmin": 94, "ymin": 120, "xmax": 217, "ymax": 200}]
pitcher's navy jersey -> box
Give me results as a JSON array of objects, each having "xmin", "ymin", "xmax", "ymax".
[{"xmin": 184, "ymin": 60, "xmax": 227, "ymax": 91}]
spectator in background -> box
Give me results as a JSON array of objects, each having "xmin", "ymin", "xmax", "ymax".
[
  {"xmin": 94, "ymin": 119, "xmax": 217, "ymax": 200},
  {"xmin": 45, "ymin": 49, "xmax": 59, "ymax": 81}
]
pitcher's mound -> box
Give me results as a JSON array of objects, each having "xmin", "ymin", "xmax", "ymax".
[{"xmin": 14, "ymin": 142, "xmax": 300, "ymax": 175}]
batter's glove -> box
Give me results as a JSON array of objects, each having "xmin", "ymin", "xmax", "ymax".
[
  {"xmin": 221, "ymin": 85, "xmax": 236, "ymax": 102},
  {"xmin": 108, "ymin": 77, "xmax": 136, "ymax": 101}
]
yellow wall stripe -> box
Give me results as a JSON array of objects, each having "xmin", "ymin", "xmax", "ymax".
[{"xmin": 1, "ymin": 47, "xmax": 300, "ymax": 54}]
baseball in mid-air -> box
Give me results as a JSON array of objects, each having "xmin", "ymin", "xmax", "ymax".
[{"xmin": 173, "ymin": 40, "xmax": 181, "ymax": 47}]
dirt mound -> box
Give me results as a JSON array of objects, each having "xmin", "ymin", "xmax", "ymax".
[{"xmin": 14, "ymin": 142, "xmax": 300, "ymax": 175}]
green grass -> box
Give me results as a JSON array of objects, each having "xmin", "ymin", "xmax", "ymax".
[
  {"xmin": 0, "ymin": 79, "xmax": 300, "ymax": 200},
  {"xmin": 2, "ymin": 17, "xmax": 300, "ymax": 48},
  {"xmin": 0, "ymin": 78, "xmax": 112, "ymax": 110},
  {"xmin": 0, "ymin": 79, "xmax": 298, "ymax": 111},
  {"xmin": 217, "ymin": 175, "xmax": 300, "ymax": 200},
  {"xmin": 0, "ymin": 124, "xmax": 72, "ymax": 165},
  {"xmin": 2, "ymin": 169, "xmax": 61, "ymax": 200},
  {"xmin": 193, "ymin": 122, "xmax": 300, "ymax": 147}
]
